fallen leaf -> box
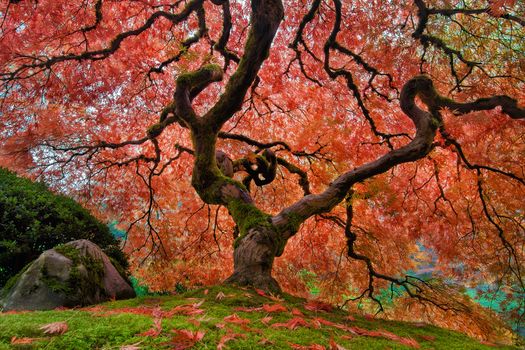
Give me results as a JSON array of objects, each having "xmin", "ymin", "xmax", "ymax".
[
  {"xmin": 261, "ymin": 316, "xmax": 273, "ymax": 325},
  {"xmin": 192, "ymin": 300, "xmax": 205, "ymax": 308},
  {"xmin": 174, "ymin": 329, "xmax": 205, "ymax": 341},
  {"xmin": 262, "ymin": 303, "xmax": 287, "ymax": 313},
  {"xmin": 419, "ymin": 335, "xmax": 436, "ymax": 341},
  {"xmin": 11, "ymin": 337, "xmax": 37, "ymax": 345},
  {"xmin": 291, "ymin": 308, "xmax": 304, "ymax": 316},
  {"xmin": 216, "ymin": 292, "xmax": 226, "ymax": 300},
  {"xmin": 271, "ymin": 317, "xmax": 309, "ymax": 330},
  {"xmin": 255, "ymin": 288, "xmax": 266, "ymax": 296},
  {"xmin": 215, "ymin": 323, "xmax": 226, "ymax": 329},
  {"xmin": 396, "ymin": 337, "xmax": 420, "ymax": 348},
  {"xmin": 224, "ymin": 313, "xmax": 250, "ymax": 325},
  {"xmin": 197, "ymin": 316, "xmax": 212, "ymax": 322},
  {"xmin": 313, "ymin": 317, "xmax": 337, "ymax": 327},
  {"xmin": 259, "ymin": 338, "xmax": 274, "ymax": 345},
  {"xmin": 204, "ymin": 289, "xmax": 209, "ymax": 295},
  {"xmin": 138, "ymin": 318, "xmax": 162, "ymax": 337},
  {"xmin": 289, "ymin": 343, "xmax": 326, "ymax": 350},
  {"xmin": 267, "ymin": 293, "xmax": 284, "ymax": 302},
  {"xmin": 163, "ymin": 329, "xmax": 205, "ymax": 350},
  {"xmin": 165, "ymin": 303, "xmax": 205, "ymax": 317},
  {"xmin": 187, "ymin": 318, "xmax": 200, "ymax": 327},
  {"xmin": 304, "ymin": 300, "xmax": 333, "ymax": 312},
  {"xmin": 152, "ymin": 307, "xmax": 163, "ymax": 319},
  {"xmin": 234, "ymin": 306, "xmax": 261, "ymax": 312},
  {"xmin": 312, "ymin": 317, "xmax": 351, "ymax": 332},
  {"xmin": 345, "ymin": 315, "xmax": 355, "ymax": 321},
  {"xmin": 329, "ymin": 337, "xmax": 347, "ymax": 350},
  {"xmin": 311, "ymin": 318, "xmax": 321, "ymax": 329},
  {"xmin": 347, "ymin": 326, "xmax": 420, "ymax": 348},
  {"xmin": 217, "ymin": 332, "xmax": 246, "ymax": 350},
  {"xmin": 39, "ymin": 321, "xmax": 68, "ymax": 335}
]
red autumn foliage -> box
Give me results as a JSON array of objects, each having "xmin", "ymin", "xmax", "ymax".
[{"xmin": 0, "ymin": 0, "xmax": 523, "ymax": 341}]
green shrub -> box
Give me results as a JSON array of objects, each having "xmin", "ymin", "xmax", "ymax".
[{"xmin": 0, "ymin": 168, "xmax": 129, "ymax": 287}]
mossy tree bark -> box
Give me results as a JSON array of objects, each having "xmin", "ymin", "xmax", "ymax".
[
  {"xmin": 225, "ymin": 225, "xmax": 282, "ymax": 292},
  {"xmin": 168, "ymin": 0, "xmax": 286, "ymax": 291}
]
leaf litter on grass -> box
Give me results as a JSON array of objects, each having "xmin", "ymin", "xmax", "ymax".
[{"xmin": 4, "ymin": 286, "xmax": 508, "ymax": 350}]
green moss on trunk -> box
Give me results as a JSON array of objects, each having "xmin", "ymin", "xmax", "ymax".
[{"xmin": 229, "ymin": 199, "xmax": 271, "ymax": 246}]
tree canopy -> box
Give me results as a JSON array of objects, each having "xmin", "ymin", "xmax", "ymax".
[{"xmin": 0, "ymin": 0, "xmax": 524, "ymax": 339}]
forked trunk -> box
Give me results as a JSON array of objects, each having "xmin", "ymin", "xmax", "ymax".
[{"xmin": 224, "ymin": 224, "xmax": 281, "ymax": 293}]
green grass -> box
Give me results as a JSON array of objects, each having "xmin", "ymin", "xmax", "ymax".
[{"xmin": 0, "ymin": 285, "xmax": 519, "ymax": 349}]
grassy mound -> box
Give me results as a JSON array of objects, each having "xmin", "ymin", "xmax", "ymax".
[
  {"xmin": 0, "ymin": 167, "xmax": 128, "ymax": 288},
  {"xmin": 0, "ymin": 285, "xmax": 518, "ymax": 349}
]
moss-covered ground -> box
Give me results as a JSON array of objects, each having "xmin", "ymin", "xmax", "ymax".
[{"xmin": 0, "ymin": 285, "xmax": 519, "ymax": 349}]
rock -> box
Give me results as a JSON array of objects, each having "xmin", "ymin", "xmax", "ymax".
[{"xmin": 1, "ymin": 240, "xmax": 135, "ymax": 311}]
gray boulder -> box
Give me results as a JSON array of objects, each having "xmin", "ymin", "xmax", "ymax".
[{"xmin": 1, "ymin": 239, "xmax": 135, "ymax": 311}]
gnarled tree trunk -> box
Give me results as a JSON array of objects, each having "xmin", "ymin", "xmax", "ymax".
[{"xmin": 224, "ymin": 224, "xmax": 282, "ymax": 292}]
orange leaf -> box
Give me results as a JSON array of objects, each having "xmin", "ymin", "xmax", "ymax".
[
  {"xmin": 262, "ymin": 303, "xmax": 287, "ymax": 313},
  {"xmin": 292, "ymin": 308, "xmax": 304, "ymax": 316},
  {"xmin": 419, "ymin": 335, "xmax": 436, "ymax": 342},
  {"xmin": 138, "ymin": 318, "xmax": 162, "ymax": 337},
  {"xmin": 163, "ymin": 329, "xmax": 205, "ymax": 349},
  {"xmin": 304, "ymin": 300, "xmax": 333, "ymax": 312},
  {"xmin": 259, "ymin": 338, "xmax": 274, "ymax": 345},
  {"xmin": 261, "ymin": 316, "xmax": 273, "ymax": 325},
  {"xmin": 223, "ymin": 313, "xmax": 251, "ymax": 325},
  {"xmin": 271, "ymin": 317, "xmax": 309, "ymax": 330},
  {"xmin": 289, "ymin": 343, "xmax": 326, "ymax": 350},
  {"xmin": 234, "ymin": 306, "xmax": 261, "ymax": 312},
  {"xmin": 217, "ymin": 332, "xmax": 246, "ymax": 350},
  {"xmin": 11, "ymin": 337, "xmax": 37, "ymax": 345},
  {"xmin": 329, "ymin": 337, "xmax": 347, "ymax": 350}
]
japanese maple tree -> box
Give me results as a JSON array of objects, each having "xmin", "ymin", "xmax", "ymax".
[{"xmin": 1, "ymin": 0, "xmax": 524, "ymax": 336}]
